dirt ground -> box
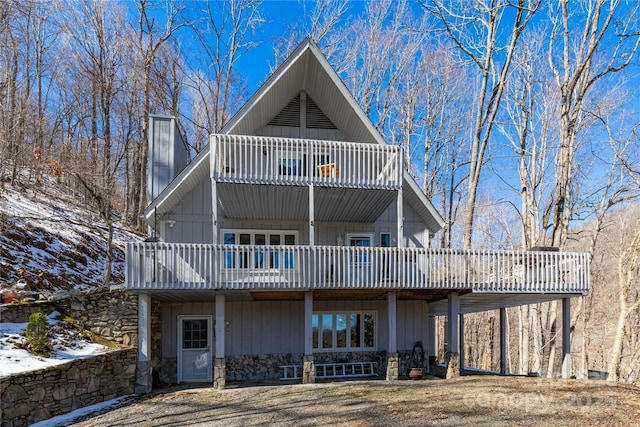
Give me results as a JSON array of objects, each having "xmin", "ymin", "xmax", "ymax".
[{"xmin": 68, "ymin": 376, "xmax": 640, "ymax": 427}]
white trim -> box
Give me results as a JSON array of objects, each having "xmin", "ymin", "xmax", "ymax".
[
  {"xmin": 177, "ymin": 315, "xmax": 213, "ymax": 383},
  {"xmin": 220, "ymin": 229, "xmax": 299, "ymax": 244},
  {"xmin": 345, "ymin": 233, "xmax": 374, "ymax": 246}
]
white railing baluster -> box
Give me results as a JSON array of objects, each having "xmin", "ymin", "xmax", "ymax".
[{"xmin": 125, "ymin": 242, "xmax": 590, "ymax": 294}]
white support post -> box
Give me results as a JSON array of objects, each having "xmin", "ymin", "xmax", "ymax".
[
  {"xmin": 388, "ymin": 292, "xmax": 397, "ymax": 354},
  {"xmin": 396, "ymin": 185, "xmax": 403, "ymax": 248},
  {"xmin": 211, "ymin": 134, "xmax": 218, "ymax": 245},
  {"xmin": 562, "ymin": 298, "xmax": 571, "ymax": 379},
  {"xmin": 447, "ymin": 292, "xmax": 459, "ymax": 353},
  {"xmin": 423, "ymin": 302, "xmax": 431, "ymax": 373},
  {"xmin": 304, "ymin": 292, "xmax": 313, "ymax": 356},
  {"xmin": 303, "ymin": 291, "xmax": 315, "ymax": 383},
  {"xmin": 427, "ymin": 316, "xmax": 436, "ymax": 360},
  {"xmin": 309, "ymin": 184, "xmax": 314, "ymax": 246},
  {"xmin": 386, "ymin": 291, "xmax": 398, "ymax": 380},
  {"xmin": 445, "ymin": 292, "xmax": 460, "ymax": 379},
  {"xmin": 215, "ymin": 294, "xmax": 225, "ymax": 359},
  {"xmin": 500, "ymin": 307, "xmax": 507, "ymax": 375},
  {"xmin": 136, "ymin": 294, "xmax": 152, "ymax": 393},
  {"xmin": 459, "ymin": 313, "xmax": 465, "ymax": 371},
  {"xmin": 396, "ymin": 145, "xmax": 404, "ymax": 247},
  {"xmin": 211, "ymin": 178, "xmax": 218, "ymax": 244},
  {"xmin": 214, "ymin": 294, "xmax": 226, "ymax": 390}
]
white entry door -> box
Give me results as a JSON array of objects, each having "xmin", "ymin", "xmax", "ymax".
[
  {"xmin": 178, "ymin": 315, "xmax": 213, "ymax": 383},
  {"xmin": 348, "ymin": 234, "xmax": 372, "ymax": 283}
]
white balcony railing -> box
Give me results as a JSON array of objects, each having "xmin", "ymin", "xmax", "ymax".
[
  {"xmin": 126, "ymin": 243, "xmax": 590, "ymax": 294},
  {"xmin": 211, "ymin": 135, "xmax": 402, "ymax": 189}
]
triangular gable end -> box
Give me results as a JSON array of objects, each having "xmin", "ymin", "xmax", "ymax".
[
  {"xmin": 144, "ymin": 37, "xmax": 444, "ymax": 234},
  {"xmin": 221, "ymin": 37, "xmax": 386, "ymax": 145}
]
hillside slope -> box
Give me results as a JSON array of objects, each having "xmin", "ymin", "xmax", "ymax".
[{"xmin": 0, "ymin": 171, "xmax": 141, "ymax": 299}]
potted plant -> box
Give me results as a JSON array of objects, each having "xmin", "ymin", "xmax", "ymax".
[{"xmin": 409, "ymin": 341, "xmax": 425, "ymax": 380}]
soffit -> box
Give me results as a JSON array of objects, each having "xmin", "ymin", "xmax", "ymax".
[{"xmin": 428, "ymin": 292, "xmax": 586, "ymax": 316}]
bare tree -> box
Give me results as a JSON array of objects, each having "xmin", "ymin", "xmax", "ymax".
[
  {"xmin": 185, "ymin": 0, "xmax": 264, "ymax": 137},
  {"xmin": 133, "ymin": 0, "xmax": 184, "ymax": 230},
  {"xmin": 424, "ymin": 0, "xmax": 541, "ymax": 250},
  {"xmin": 547, "ymin": 0, "xmax": 640, "ymax": 248},
  {"xmin": 63, "ymin": 0, "xmax": 128, "ymax": 286}
]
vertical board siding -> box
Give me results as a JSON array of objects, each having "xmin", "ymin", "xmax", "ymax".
[
  {"xmin": 226, "ymin": 301, "xmax": 304, "ymax": 355},
  {"xmin": 160, "ymin": 299, "xmax": 429, "ymax": 359}
]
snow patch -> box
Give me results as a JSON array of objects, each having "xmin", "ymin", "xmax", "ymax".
[{"xmin": 0, "ymin": 311, "xmax": 111, "ymax": 377}]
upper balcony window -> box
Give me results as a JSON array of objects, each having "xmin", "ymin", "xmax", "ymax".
[
  {"xmin": 277, "ymin": 152, "xmax": 333, "ymax": 177},
  {"xmin": 222, "ymin": 229, "xmax": 297, "ymax": 270},
  {"xmin": 278, "ymin": 152, "xmax": 304, "ymax": 176}
]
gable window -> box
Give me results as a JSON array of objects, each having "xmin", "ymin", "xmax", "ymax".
[
  {"xmin": 312, "ymin": 311, "xmax": 376, "ymax": 351},
  {"xmin": 222, "ymin": 230, "xmax": 297, "ymax": 270}
]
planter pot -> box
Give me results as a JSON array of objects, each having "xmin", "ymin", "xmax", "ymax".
[
  {"xmin": 2, "ymin": 291, "xmax": 20, "ymax": 304},
  {"xmin": 409, "ymin": 368, "xmax": 423, "ymax": 380}
]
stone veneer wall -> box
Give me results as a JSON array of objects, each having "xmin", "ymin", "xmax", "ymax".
[
  {"xmin": 226, "ymin": 353, "xmax": 305, "ymax": 381},
  {"xmin": 0, "ymin": 289, "xmax": 138, "ymax": 347},
  {"xmin": 0, "ymin": 348, "xmax": 137, "ymax": 427},
  {"xmin": 157, "ymin": 350, "xmax": 415, "ymax": 384}
]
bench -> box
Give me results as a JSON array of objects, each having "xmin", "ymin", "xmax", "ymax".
[{"xmin": 281, "ymin": 362, "xmax": 377, "ymax": 380}]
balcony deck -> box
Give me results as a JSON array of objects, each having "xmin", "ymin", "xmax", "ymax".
[
  {"xmin": 125, "ymin": 243, "xmax": 590, "ymax": 295},
  {"xmin": 211, "ymin": 134, "xmax": 402, "ymax": 190}
]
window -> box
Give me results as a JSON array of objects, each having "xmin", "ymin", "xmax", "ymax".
[
  {"xmin": 222, "ymin": 229, "xmax": 297, "ymax": 270},
  {"xmin": 181, "ymin": 318, "xmax": 209, "ymax": 349},
  {"xmin": 278, "ymin": 152, "xmax": 304, "ymax": 176},
  {"xmin": 312, "ymin": 311, "xmax": 376, "ymax": 351}
]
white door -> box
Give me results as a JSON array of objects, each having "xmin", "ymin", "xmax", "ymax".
[
  {"xmin": 348, "ymin": 234, "xmax": 372, "ymax": 283},
  {"xmin": 178, "ymin": 315, "xmax": 213, "ymax": 383}
]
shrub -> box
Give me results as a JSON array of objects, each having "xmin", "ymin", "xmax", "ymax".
[{"xmin": 25, "ymin": 312, "xmax": 50, "ymax": 355}]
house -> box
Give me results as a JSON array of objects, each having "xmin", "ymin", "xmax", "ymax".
[{"xmin": 125, "ymin": 38, "xmax": 590, "ymax": 392}]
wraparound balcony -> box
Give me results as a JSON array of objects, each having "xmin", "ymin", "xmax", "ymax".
[
  {"xmin": 125, "ymin": 243, "xmax": 590, "ymax": 294},
  {"xmin": 211, "ymin": 134, "xmax": 402, "ymax": 190}
]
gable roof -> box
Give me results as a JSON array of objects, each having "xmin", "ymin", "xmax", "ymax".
[{"xmin": 145, "ymin": 37, "xmax": 444, "ymax": 234}]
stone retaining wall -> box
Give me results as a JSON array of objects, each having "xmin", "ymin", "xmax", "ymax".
[
  {"xmin": 0, "ymin": 347, "xmax": 137, "ymax": 427},
  {"xmin": 0, "ymin": 289, "xmax": 138, "ymax": 347}
]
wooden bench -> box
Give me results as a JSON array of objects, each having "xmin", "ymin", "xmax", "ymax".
[{"xmin": 281, "ymin": 362, "xmax": 377, "ymax": 380}]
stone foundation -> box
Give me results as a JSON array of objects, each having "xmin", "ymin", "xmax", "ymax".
[
  {"xmin": 445, "ymin": 351, "xmax": 460, "ymax": 379},
  {"xmin": 135, "ymin": 360, "xmax": 152, "ymax": 394},
  {"xmin": 302, "ymin": 355, "xmax": 315, "ymax": 384},
  {"xmin": 214, "ymin": 358, "xmax": 226, "ymax": 390},
  {"xmin": 157, "ymin": 357, "xmax": 178, "ymax": 385},
  {"xmin": 156, "ymin": 350, "xmax": 417, "ymax": 385},
  {"xmin": 386, "ymin": 352, "xmax": 399, "ymax": 380},
  {"xmin": 225, "ymin": 353, "xmax": 303, "ymax": 381}
]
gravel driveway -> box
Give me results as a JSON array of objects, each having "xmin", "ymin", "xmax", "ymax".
[{"xmin": 67, "ymin": 376, "xmax": 640, "ymax": 426}]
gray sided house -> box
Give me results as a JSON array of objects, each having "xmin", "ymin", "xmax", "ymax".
[{"xmin": 126, "ymin": 38, "xmax": 590, "ymax": 391}]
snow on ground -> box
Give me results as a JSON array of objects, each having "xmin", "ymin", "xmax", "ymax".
[
  {"xmin": 0, "ymin": 311, "xmax": 110, "ymax": 377},
  {"xmin": 0, "ymin": 169, "xmax": 141, "ymax": 295},
  {"xmin": 29, "ymin": 395, "xmax": 137, "ymax": 427}
]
